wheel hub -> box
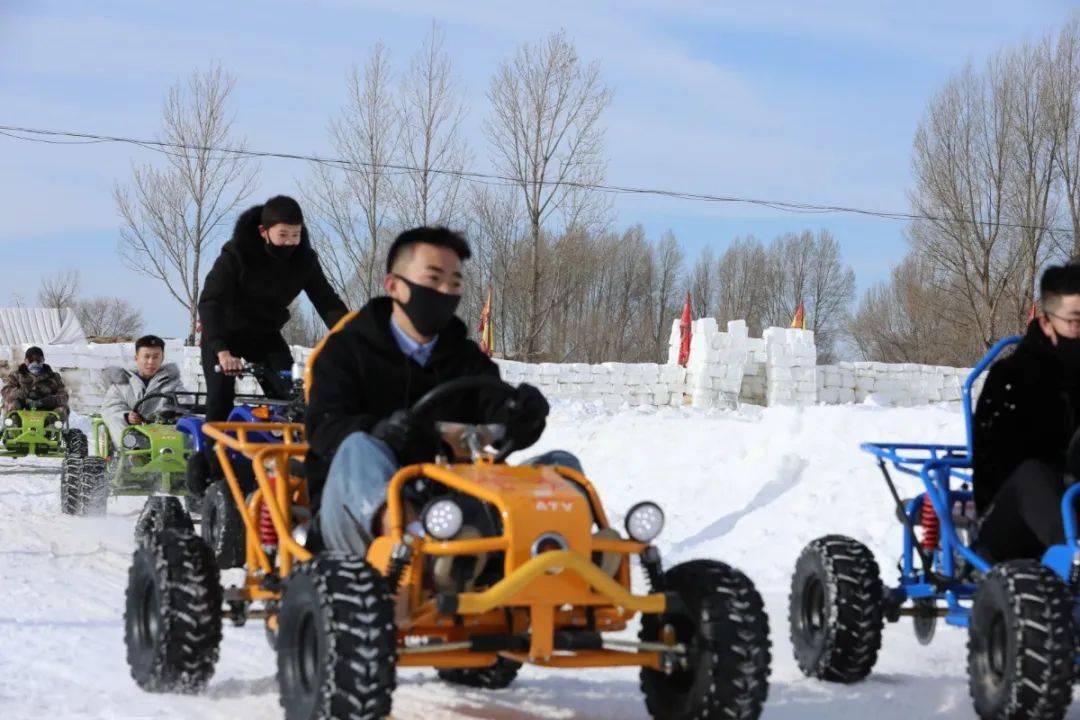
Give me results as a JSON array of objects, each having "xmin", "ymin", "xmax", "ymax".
[{"xmin": 802, "ymin": 576, "xmax": 826, "ymax": 638}]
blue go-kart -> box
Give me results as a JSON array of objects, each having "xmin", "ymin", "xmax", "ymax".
[
  {"xmin": 138, "ymin": 362, "xmax": 305, "ymax": 569},
  {"xmin": 789, "ymin": 335, "xmax": 1080, "ymax": 720}
]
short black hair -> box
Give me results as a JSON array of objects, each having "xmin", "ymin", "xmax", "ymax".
[
  {"xmin": 1040, "ymin": 261, "xmax": 1080, "ymax": 311},
  {"xmin": 135, "ymin": 335, "xmax": 165, "ymax": 353},
  {"xmin": 24, "ymin": 346, "xmax": 43, "ymax": 362},
  {"xmin": 385, "ymin": 226, "xmax": 471, "ymax": 274},
  {"xmin": 260, "ymin": 195, "xmax": 304, "ymax": 228}
]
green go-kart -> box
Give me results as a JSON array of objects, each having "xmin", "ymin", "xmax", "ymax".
[
  {"xmin": 72, "ymin": 392, "xmax": 201, "ymax": 518},
  {"xmin": 1, "ymin": 399, "xmax": 85, "ymax": 459}
]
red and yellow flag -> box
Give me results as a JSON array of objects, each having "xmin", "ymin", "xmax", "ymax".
[
  {"xmin": 791, "ymin": 301, "xmax": 805, "ymax": 330},
  {"xmin": 478, "ymin": 288, "xmax": 494, "ymax": 356}
]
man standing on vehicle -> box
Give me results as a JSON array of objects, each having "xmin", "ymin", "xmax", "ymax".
[
  {"xmin": 100, "ymin": 335, "xmax": 186, "ymax": 449},
  {"xmin": 974, "ymin": 262, "xmax": 1080, "ymax": 562},
  {"xmin": 195, "ymin": 195, "xmax": 347, "ymax": 498},
  {"xmin": 305, "ymin": 226, "xmax": 572, "ymax": 553}
]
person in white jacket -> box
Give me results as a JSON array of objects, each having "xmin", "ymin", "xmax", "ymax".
[{"xmin": 100, "ymin": 335, "xmax": 186, "ymax": 449}]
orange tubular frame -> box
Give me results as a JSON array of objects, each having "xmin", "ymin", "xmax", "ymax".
[{"xmin": 204, "ymin": 421, "xmax": 672, "ymax": 670}]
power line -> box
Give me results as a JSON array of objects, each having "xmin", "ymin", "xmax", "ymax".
[{"xmin": 0, "ymin": 121, "xmax": 1073, "ymax": 236}]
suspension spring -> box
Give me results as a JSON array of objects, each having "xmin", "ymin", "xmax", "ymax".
[
  {"xmin": 259, "ymin": 475, "xmax": 279, "ymax": 549},
  {"xmin": 921, "ymin": 494, "xmax": 940, "ymax": 551}
]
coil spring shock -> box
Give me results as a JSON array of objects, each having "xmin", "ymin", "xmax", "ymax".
[
  {"xmin": 259, "ymin": 475, "xmax": 278, "ymax": 549},
  {"xmin": 921, "ymin": 494, "xmax": 940, "ymax": 551}
]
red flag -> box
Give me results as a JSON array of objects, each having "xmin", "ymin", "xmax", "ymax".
[
  {"xmin": 678, "ymin": 292, "xmax": 692, "ymax": 366},
  {"xmin": 478, "ymin": 288, "xmax": 494, "ymax": 356},
  {"xmin": 791, "ymin": 301, "xmax": 805, "ymax": 330}
]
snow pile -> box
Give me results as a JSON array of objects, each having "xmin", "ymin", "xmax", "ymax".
[{"xmin": 0, "ymin": 401, "xmax": 985, "ymax": 718}]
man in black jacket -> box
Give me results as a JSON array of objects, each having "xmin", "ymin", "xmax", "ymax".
[
  {"xmin": 306, "ymin": 226, "xmax": 571, "ymax": 553},
  {"xmin": 195, "ymin": 195, "xmax": 347, "ymax": 494},
  {"xmin": 974, "ymin": 262, "xmax": 1080, "ymax": 562}
]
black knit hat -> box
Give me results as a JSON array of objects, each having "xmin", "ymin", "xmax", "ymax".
[{"xmin": 24, "ymin": 346, "xmax": 44, "ymax": 361}]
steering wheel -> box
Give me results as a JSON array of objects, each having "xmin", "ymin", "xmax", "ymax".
[
  {"xmin": 133, "ymin": 392, "xmax": 193, "ymax": 424},
  {"xmin": 410, "ymin": 376, "xmax": 519, "ymax": 463}
]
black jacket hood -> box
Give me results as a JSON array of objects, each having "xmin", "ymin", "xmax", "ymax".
[{"xmin": 223, "ymin": 204, "xmax": 315, "ymax": 268}]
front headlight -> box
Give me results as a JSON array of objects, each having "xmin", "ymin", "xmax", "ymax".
[
  {"xmin": 625, "ymin": 501, "xmax": 665, "ymax": 543},
  {"xmin": 3, "ymin": 417, "xmax": 12, "ymax": 427},
  {"xmin": 423, "ymin": 498, "xmax": 464, "ymax": 540},
  {"xmin": 53, "ymin": 421, "xmax": 63, "ymax": 429}
]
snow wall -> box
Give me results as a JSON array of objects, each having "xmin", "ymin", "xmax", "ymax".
[{"xmin": 0, "ymin": 316, "xmax": 984, "ymax": 415}]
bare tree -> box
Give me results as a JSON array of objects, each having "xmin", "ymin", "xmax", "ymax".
[
  {"xmin": 1051, "ymin": 16, "xmax": 1080, "ymax": 254},
  {"xmin": 909, "ymin": 60, "xmax": 1025, "ymax": 350},
  {"xmin": 38, "ymin": 269, "xmax": 81, "ymax": 310},
  {"xmin": 688, "ymin": 247, "xmax": 717, "ymax": 319},
  {"xmin": 714, "ymin": 236, "xmax": 768, "ymax": 335},
  {"xmin": 849, "ymin": 252, "xmax": 981, "ymax": 365},
  {"xmin": 1006, "ymin": 38, "xmax": 1060, "ymax": 322},
  {"xmin": 304, "ymin": 44, "xmax": 399, "ymax": 307},
  {"xmin": 650, "ymin": 231, "xmax": 684, "ymax": 360},
  {"xmin": 75, "ymin": 297, "xmax": 144, "ymax": 339},
  {"xmin": 486, "ymin": 30, "xmax": 612, "ymax": 358},
  {"xmin": 115, "ymin": 64, "xmax": 258, "ymax": 343},
  {"xmin": 393, "ymin": 23, "xmax": 469, "ymax": 228}
]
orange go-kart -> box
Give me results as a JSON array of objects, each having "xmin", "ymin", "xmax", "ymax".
[{"xmin": 123, "ymin": 376, "xmax": 771, "ymax": 720}]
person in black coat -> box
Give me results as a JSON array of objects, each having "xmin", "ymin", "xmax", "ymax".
[
  {"xmin": 305, "ymin": 226, "xmax": 568, "ymax": 554},
  {"xmin": 974, "ymin": 262, "xmax": 1080, "ymax": 562},
  {"xmin": 194, "ymin": 195, "xmax": 347, "ymax": 495}
]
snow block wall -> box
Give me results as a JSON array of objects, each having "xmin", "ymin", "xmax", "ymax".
[
  {"xmin": 816, "ymin": 361, "xmax": 983, "ymax": 406},
  {"xmin": 1, "ymin": 322, "xmax": 989, "ymax": 413},
  {"xmin": 763, "ymin": 327, "xmax": 817, "ymax": 405},
  {"xmin": 496, "ymin": 360, "xmax": 687, "ymax": 409}
]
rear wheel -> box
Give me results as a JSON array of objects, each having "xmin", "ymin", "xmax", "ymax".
[
  {"xmin": 789, "ymin": 535, "xmax": 884, "ymax": 683},
  {"xmin": 277, "ymin": 554, "xmax": 396, "ymax": 720},
  {"xmin": 437, "ymin": 657, "xmax": 521, "ymax": 689},
  {"xmin": 640, "ymin": 560, "xmax": 771, "ymax": 720},
  {"xmin": 124, "ymin": 529, "xmax": 222, "ymax": 692},
  {"xmin": 968, "ymin": 560, "xmax": 1073, "ymax": 720},
  {"xmin": 201, "ymin": 480, "xmax": 244, "ymax": 569},
  {"xmin": 134, "ymin": 496, "xmax": 194, "ymax": 547}
]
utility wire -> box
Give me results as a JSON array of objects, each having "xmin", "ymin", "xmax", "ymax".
[{"xmin": 0, "ymin": 122, "xmax": 1072, "ymax": 236}]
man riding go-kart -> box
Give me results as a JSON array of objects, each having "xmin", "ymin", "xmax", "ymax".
[
  {"xmin": 122, "ymin": 225, "xmax": 772, "ymax": 719},
  {"xmin": 788, "ymin": 261, "xmax": 1080, "ymax": 720},
  {"xmin": 1, "ymin": 346, "xmax": 84, "ymax": 462}
]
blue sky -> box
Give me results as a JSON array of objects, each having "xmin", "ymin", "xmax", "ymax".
[{"xmin": 1, "ymin": 0, "xmax": 1077, "ymax": 337}]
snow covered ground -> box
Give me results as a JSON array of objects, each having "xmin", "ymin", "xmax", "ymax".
[{"xmin": 1, "ymin": 401, "xmax": 1076, "ymax": 719}]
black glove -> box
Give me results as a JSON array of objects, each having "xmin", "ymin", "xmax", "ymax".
[
  {"xmin": 496, "ymin": 383, "xmax": 549, "ymax": 450},
  {"xmin": 371, "ymin": 410, "xmax": 439, "ymax": 464}
]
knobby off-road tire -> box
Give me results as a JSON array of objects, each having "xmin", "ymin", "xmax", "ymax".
[
  {"xmin": 437, "ymin": 657, "xmax": 522, "ymax": 689},
  {"xmin": 968, "ymin": 560, "xmax": 1074, "ymax": 720},
  {"xmin": 789, "ymin": 535, "xmax": 884, "ymax": 683},
  {"xmin": 277, "ymin": 554, "xmax": 397, "ymax": 720},
  {"xmin": 200, "ymin": 480, "xmax": 245, "ymax": 569},
  {"xmin": 124, "ymin": 529, "xmax": 222, "ymax": 692},
  {"xmin": 134, "ymin": 496, "xmax": 194, "ymax": 548},
  {"xmin": 640, "ymin": 559, "xmax": 771, "ymax": 720},
  {"xmin": 63, "ymin": 428, "xmax": 87, "ymax": 459},
  {"xmin": 60, "ymin": 456, "xmax": 108, "ymax": 516}
]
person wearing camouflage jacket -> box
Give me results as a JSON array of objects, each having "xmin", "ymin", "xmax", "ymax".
[{"xmin": 0, "ymin": 346, "xmax": 69, "ymax": 419}]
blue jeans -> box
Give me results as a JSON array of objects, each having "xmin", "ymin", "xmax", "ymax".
[{"xmin": 319, "ymin": 431, "xmax": 583, "ymax": 554}]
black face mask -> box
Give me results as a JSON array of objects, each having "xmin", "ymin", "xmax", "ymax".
[
  {"xmin": 265, "ymin": 242, "xmax": 298, "ymax": 261},
  {"xmin": 393, "ymin": 275, "xmax": 461, "ymax": 337}
]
